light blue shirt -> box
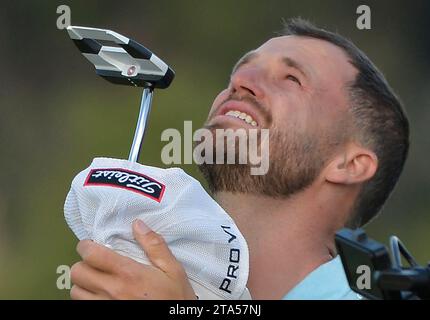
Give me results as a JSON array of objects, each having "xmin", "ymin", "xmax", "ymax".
[{"xmin": 283, "ymin": 256, "xmax": 362, "ymax": 300}]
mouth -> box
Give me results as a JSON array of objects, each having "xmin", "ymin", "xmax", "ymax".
[
  {"xmin": 210, "ymin": 100, "xmax": 263, "ymax": 128},
  {"xmin": 224, "ymin": 110, "xmax": 258, "ymax": 127}
]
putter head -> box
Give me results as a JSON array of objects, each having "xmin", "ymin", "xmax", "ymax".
[{"xmin": 67, "ymin": 26, "xmax": 174, "ymax": 89}]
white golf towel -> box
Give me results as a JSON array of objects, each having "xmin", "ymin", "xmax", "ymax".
[{"xmin": 64, "ymin": 157, "xmax": 251, "ymax": 300}]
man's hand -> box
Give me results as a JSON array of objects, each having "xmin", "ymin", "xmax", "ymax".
[{"xmin": 70, "ymin": 219, "xmax": 196, "ymax": 300}]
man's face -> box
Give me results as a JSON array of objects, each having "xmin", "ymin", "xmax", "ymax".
[{"xmin": 199, "ymin": 35, "xmax": 358, "ymax": 196}]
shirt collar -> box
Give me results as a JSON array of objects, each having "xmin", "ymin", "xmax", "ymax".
[{"xmin": 283, "ymin": 256, "xmax": 362, "ymax": 300}]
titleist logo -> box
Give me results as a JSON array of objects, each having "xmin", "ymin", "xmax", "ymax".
[{"xmin": 84, "ymin": 168, "xmax": 165, "ymax": 202}]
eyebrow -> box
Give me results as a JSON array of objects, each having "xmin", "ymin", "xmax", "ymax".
[
  {"xmin": 282, "ymin": 57, "xmax": 309, "ymax": 80},
  {"xmin": 231, "ymin": 51, "xmax": 258, "ymax": 74},
  {"xmin": 231, "ymin": 51, "xmax": 310, "ymax": 80}
]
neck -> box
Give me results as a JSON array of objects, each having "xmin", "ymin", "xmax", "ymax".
[{"xmin": 214, "ymin": 187, "xmax": 350, "ymax": 299}]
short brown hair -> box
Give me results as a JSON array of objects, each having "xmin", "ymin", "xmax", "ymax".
[{"xmin": 282, "ymin": 18, "xmax": 410, "ymax": 227}]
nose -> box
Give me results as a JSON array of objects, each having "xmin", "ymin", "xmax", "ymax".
[{"xmin": 230, "ymin": 67, "xmax": 265, "ymax": 100}]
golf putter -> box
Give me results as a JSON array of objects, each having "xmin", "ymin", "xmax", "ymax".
[
  {"xmin": 66, "ymin": 26, "xmax": 175, "ymax": 162},
  {"xmin": 64, "ymin": 26, "xmax": 252, "ymax": 300}
]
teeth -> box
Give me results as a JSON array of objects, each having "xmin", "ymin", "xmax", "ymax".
[{"xmin": 224, "ymin": 110, "xmax": 258, "ymax": 127}]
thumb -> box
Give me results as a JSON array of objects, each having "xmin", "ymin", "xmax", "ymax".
[{"xmin": 132, "ymin": 219, "xmax": 185, "ymax": 278}]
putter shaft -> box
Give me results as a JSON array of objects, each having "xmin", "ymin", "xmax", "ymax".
[{"xmin": 128, "ymin": 87, "xmax": 154, "ymax": 163}]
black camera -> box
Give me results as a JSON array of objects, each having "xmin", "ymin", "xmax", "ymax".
[{"xmin": 335, "ymin": 228, "xmax": 430, "ymax": 300}]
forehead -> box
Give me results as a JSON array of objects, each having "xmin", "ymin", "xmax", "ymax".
[{"xmin": 254, "ymin": 35, "xmax": 357, "ymax": 85}]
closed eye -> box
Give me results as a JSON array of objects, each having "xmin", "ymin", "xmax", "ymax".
[{"xmin": 286, "ymin": 74, "xmax": 301, "ymax": 86}]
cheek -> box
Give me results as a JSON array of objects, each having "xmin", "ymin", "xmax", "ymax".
[
  {"xmin": 271, "ymin": 93, "xmax": 311, "ymax": 134},
  {"xmin": 207, "ymin": 89, "xmax": 230, "ymax": 118},
  {"xmin": 310, "ymin": 90, "xmax": 348, "ymax": 137}
]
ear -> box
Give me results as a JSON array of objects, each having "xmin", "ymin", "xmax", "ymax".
[{"xmin": 325, "ymin": 143, "xmax": 378, "ymax": 185}]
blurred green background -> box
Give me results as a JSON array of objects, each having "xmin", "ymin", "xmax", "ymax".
[{"xmin": 0, "ymin": 0, "xmax": 429, "ymax": 299}]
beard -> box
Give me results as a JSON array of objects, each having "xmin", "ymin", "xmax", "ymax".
[{"xmin": 197, "ymin": 123, "xmax": 333, "ymax": 198}]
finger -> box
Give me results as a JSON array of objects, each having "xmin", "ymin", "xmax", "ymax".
[
  {"xmin": 70, "ymin": 261, "xmax": 112, "ymax": 294},
  {"xmin": 132, "ymin": 219, "xmax": 186, "ymax": 278},
  {"xmin": 70, "ymin": 285, "xmax": 109, "ymax": 300},
  {"xmin": 76, "ymin": 240, "xmax": 130, "ymax": 274}
]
